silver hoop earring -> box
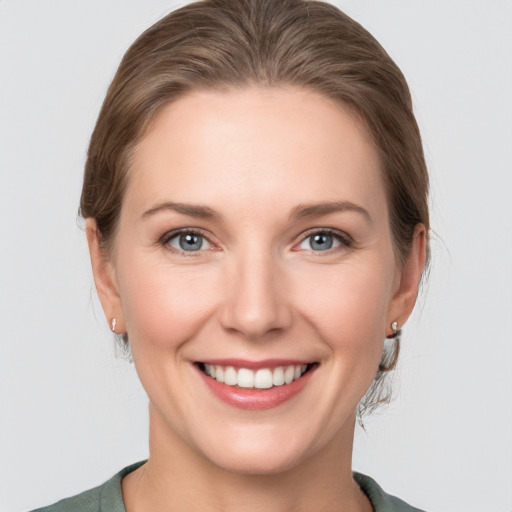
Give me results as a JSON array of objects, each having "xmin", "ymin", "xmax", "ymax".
[{"xmin": 110, "ymin": 318, "xmax": 117, "ymax": 334}]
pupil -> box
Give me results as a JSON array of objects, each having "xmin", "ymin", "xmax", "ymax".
[
  {"xmin": 179, "ymin": 233, "xmax": 202, "ymax": 251},
  {"xmin": 311, "ymin": 233, "xmax": 332, "ymax": 251}
]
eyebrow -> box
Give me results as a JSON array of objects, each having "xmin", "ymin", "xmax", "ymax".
[
  {"xmin": 289, "ymin": 200, "xmax": 371, "ymax": 222},
  {"xmin": 141, "ymin": 201, "xmax": 221, "ymax": 220},
  {"xmin": 141, "ymin": 200, "xmax": 370, "ymax": 223}
]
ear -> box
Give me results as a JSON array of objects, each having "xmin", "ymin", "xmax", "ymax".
[
  {"xmin": 387, "ymin": 224, "xmax": 427, "ymax": 332},
  {"xmin": 85, "ymin": 219, "xmax": 125, "ymax": 334}
]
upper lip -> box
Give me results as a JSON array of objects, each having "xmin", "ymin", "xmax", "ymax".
[{"xmin": 197, "ymin": 358, "xmax": 315, "ymax": 370}]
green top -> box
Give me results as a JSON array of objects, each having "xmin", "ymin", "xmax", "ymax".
[{"xmin": 32, "ymin": 461, "xmax": 426, "ymax": 512}]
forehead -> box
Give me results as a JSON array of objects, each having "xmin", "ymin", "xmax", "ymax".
[{"xmin": 126, "ymin": 86, "xmax": 386, "ymax": 220}]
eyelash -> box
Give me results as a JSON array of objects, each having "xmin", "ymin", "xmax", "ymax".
[
  {"xmin": 160, "ymin": 228, "xmax": 353, "ymax": 255},
  {"xmin": 295, "ymin": 228, "xmax": 353, "ymax": 253},
  {"xmin": 160, "ymin": 228, "xmax": 214, "ymax": 256}
]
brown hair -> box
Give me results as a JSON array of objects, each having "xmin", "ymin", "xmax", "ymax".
[{"xmin": 80, "ymin": 0, "xmax": 429, "ymax": 414}]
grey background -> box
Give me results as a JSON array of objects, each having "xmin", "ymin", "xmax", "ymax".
[{"xmin": 1, "ymin": 1, "xmax": 511, "ymax": 511}]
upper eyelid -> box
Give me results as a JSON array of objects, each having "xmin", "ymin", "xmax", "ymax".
[
  {"xmin": 161, "ymin": 227, "xmax": 212, "ymax": 241},
  {"xmin": 296, "ymin": 228, "xmax": 352, "ymax": 245},
  {"xmin": 160, "ymin": 228, "xmax": 216, "ymax": 252}
]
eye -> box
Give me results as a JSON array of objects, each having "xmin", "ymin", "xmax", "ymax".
[
  {"xmin": 164, "ymin": 231, "xmax": 212, "ymax": 252},
  {"xmin": 297, "ymin": 230, "xmax": 348, "ymax": 252}
]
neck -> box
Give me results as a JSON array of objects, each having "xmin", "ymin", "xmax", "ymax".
[{"xmin": 122, "ymin": 405, "xmax": 371, "ymax": 512}]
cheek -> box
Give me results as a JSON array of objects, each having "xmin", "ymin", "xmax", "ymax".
[
  {"xmin": 292, "ymin": 258, "xmax": 394, "ymax": 359},
  {"xmin": 116, "ymin": 255, "xmax": 220, "ymax": 351},
  {"xmin": 289, "ymin": 258, "xmax": 396, "ymax": 421}
]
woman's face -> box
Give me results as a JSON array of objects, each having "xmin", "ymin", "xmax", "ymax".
[{"xmin": 90, "ymin": 87, "xmax": 423, "ymax": 474}]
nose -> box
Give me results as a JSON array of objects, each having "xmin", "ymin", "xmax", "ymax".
[{"xmin": 220, "ymin": 250, "xmax": 293, "ymax": 340}]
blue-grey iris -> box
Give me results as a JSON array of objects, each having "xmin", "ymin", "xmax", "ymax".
[
  {"xmin": 310, "ymin": 233, "xmax": 333, "ymax": 251},
  {"xmin": 179, "ymin": 233, "xmax": 203, "ymax": 251}
]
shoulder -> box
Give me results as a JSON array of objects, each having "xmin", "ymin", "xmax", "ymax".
[
  {"xmin": 354, "ymin": 473, "xmax": 427, "ymax": 512},
  {"xmin": 31, "ymin": 484, "xmax": 104, "ymax": 512},
  {"xmin": 30, "ymin": 461, "xmax": 146, "ymax": 512}
]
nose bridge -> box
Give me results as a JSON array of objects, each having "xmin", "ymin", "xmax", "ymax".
[{"xmin": 220, "ymin": 242, "xmax": 291, "ymax": 339}]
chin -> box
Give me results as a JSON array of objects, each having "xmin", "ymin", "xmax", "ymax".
[
  {"xmin": 207, "ymin": 445, "xmax": 308, "ymax": 476},
  {"xmin": 191, "ymin": 423, "xmax": 321, "ymax": 476}
]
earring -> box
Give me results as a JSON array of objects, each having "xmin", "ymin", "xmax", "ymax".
[
  {"xmin": 387, "ymin": 321, "xmax": 399, "ymax": 339},
  {"xmin": 379, "ymin": 321, "xmax": 401, "ymax": 372},
  {"xmin": 110, "ymin": 318, "xmax": 117, "ymax": 334}
]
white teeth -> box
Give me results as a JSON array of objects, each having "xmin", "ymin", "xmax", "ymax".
[
  {"xmin": 272, "ymin": 367, "xmax": 285, "ymax": 386},
  {"xmin": 215, "ymin": 365, "xmax": 224, "ymax": 383},
  {"xmin": 254, "ymin": 369, "xmax": 273, "ymax": 389},
  {"xmin": 224, "ymin": 366, "xmax": 237, "ymax": 386},
  {"xmin": 203, "ymin": 363, "xmax": 309, "ymax": 389},
  {"xmin": 237, "ymin": 368, "xmax": 254, "ymax": 388},
  {"xmin": 284, "ymin": 365, "xmax": 295, "ymax": 384}
]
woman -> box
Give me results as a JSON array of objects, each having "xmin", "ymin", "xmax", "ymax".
[{"xmin": 34, "ymin": 0, "xmax": 428, "ymax": 510}]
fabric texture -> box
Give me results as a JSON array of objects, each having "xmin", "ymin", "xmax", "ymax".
[
  {"xmin": 353, "ymin": 473, "xmax": 426, "ymax": 512},
  {"xmin": 31, "ymin": 461, "xmax": 426, "ymax": 512}
]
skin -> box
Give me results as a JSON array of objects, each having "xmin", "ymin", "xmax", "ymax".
[{"xmin": 87, "ymin": 86, "xmax": 426, "ymax": 512}]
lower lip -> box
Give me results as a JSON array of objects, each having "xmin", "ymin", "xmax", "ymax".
[{"xmin": 197, "ymin": 366, "xmax": 316, "ymax": 410}]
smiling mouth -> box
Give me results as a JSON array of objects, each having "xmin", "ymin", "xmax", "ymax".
[{"xmin": 197, "ymin": 362, "xmax": 317, "ymax": 390}]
